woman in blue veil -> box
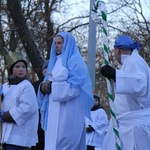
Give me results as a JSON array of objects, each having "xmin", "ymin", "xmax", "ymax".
[{"xmin": 37, "ymin": 32, "xmax": 94, "ymax": 150}]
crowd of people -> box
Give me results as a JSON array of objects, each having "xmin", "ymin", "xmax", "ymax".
[{"xmin": 0, "ymin": 32, "xmax": 149, "ymax": 150}]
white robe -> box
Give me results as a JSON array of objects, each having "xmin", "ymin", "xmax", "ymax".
[
  {"xmin": 45, "ymin": 55, "xmax": 86, "ymax": 150},
  {"xmin": 85, "ymin": 108, "xmax": 108, "ymax": 148},
  {"xmin": 102, "ymin": 50, "xmax": 150, "ymax": 150}
]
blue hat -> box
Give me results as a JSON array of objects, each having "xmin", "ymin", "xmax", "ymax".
[{"xmin": 114, "ymin": 35, "xmax": 142, "ymax": 50}]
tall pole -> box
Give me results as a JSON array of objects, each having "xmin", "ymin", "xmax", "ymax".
[
  {"xmin": 91, "ymin": 1, "xmax": 122, "ymax": 149},
  {"xmin": 87, "ymin": 0, "xmax": 96, "ymax": 90}
]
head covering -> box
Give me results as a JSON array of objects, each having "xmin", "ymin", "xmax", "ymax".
[
  {"xmin": 38, "ymin": 31, "xmax": 94, "ymax": 130},
  {"xmin": 9, "ymin": 60, "xmax": 27, "ymax": 75},
  {"xmin": 3, "ymin": 49, "xmax": 27, "ymax": 75},
  {"xmin": 114, "ymin": 35, "xmax": 142, "ymax": 50},
  {"xmin": 42, "ymin": 60, "xmax": 49, "ymax": 70},
  {"xmin": 48, "ymin": 32, "xmax": 94, "ymax": 101},
  {"xmin": 91, "ymin": 95, "xmax": 101, "ymax": 110}
]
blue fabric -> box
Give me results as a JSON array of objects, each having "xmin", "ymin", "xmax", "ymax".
[
  {"xmin": 37, "ymin": 87, "xmax": 49, "ymax": 130},
  {"xmin": 37, "ymin": 32, "xmax": 94, "ymax": 130},
  {"xmin": 0, "ymin": 111, "xmax": 4, "ymax": 122},
  {"xmin": 42, "ymin": 60, "xmax": 49, "ymax": 70},
  {"xmin": 3, "ymin": 144, "xmax": 26, "ymax": 150},
  {"xmin": 0, "ymin": 85, "xmax": 3, "ymax": 95},
  {"xmin": 114, "ymin": 35, "xmax": 142, "ymax": 50}
]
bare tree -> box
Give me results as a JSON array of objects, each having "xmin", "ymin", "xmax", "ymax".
[
  {"xmin": 0, "ymin": 0, "xmax": 150, "ymax": 111},
  {"xmin": 7, "ymin": 0, "xmax": 45, "ymax": 79},
  {"xmin": 0, "ymin": 0, "xmax": 90, "ymax": 80}
]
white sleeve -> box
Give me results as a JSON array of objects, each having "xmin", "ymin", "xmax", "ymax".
[
  {"xmin": 9, "ymin": 84, "xmax": 38, "ymax": 126},
  {"xmin": 116, "ymin": 69, "xmax": 147, "ymax": 96},
  {"xmin": 90, "ymin": 109, "xmax": 108, "ymax": 135},
  {"xmin": 51, "ymin": 81, "xmax": 81, "ymax": 102}
]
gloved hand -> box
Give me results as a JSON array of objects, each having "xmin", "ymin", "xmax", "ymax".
[
  {"xmin": 1, "ymin": 111, "xmax": 15, "ymax": 123},
  {"xmin": 101, "ymin": 65, "xmax": 116, "ymax": 81},
  {"xmin": 86, "ymin": 125, "xmax": 94, "ymax": 133},
  {"xmin": 40, "ymin": 80, "xmax": 52, "ymax": 94}
]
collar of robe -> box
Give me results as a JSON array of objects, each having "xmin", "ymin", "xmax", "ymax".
[
  {"xmin": 91, "ymin": 105, "xmax": 101, "ymax": 111},
  {"xmin": 8, "ymin": 75, "xmax": 28, "ymax": 85}
]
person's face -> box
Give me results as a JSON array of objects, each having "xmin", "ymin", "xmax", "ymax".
[
  {"xmin": 55, "ymin": 36, "xmax": 64, "ymax": 55},
  {"xmin": 12, "ymin": 61, "xmax": 27, "ymax": 78},
  {"xmin": 94, "ymin": 97, "xmax": 99, "ymax": 106},
  {"xmin": 114, "ymin": 48, "xmax": 121, "ymax": 64}
]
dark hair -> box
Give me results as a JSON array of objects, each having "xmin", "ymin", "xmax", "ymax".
[{"xmin": 94, "ymin": 95, "xmax": 100, "ymax": 100}]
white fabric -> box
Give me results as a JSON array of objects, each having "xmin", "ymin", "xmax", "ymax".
[
  {"xmin": 95, "ymin": 148, "xmax": 102, "ymax": 150},
  {"xmin": 102, "ymin": 50, "xmax": 150, "ymax": 150},
  {"xmin": 45, "ymin": 55, "xmax": 86, "ymax": 150},
  {"xmin": 85, "ymin": 108, "xmax": 108, "ymax": 148},
  {"xmin": 118, "ymin": 108, "xmax": 150, "ymax": 150},
  {"xmin": 1, "ymin": 80, "xmax": 38, "ymax": 147},
  {"xmin": 102, "ymin": 119, "xmax": 116, "ymax": 150}
]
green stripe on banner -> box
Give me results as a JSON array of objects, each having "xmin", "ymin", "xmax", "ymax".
[
  {"xmin": 103, "ymin": 27, "xmax": 107, "ymax": 36},
  {"xmin": 110, "ymin": 109, "xmax": 116, "ymax": 119},
  {"xmin": 104, "ymin": 59, "xmax": 108, "ymax": 65},
  {"xmin": 104, "ymin": 44, "xmax": 108, "ymax": 53},
  {"xmin": 101, "ymin": 11, "xmax": 107, "ymax": 21},
  {"xmin": 108, "ymin": 92, "xmax": 113, "ymax": 100},
  {"xmin": 113, "ymin": 128, "xmax": 120, "ymax": 138}
]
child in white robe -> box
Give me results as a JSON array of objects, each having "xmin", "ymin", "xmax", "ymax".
[{"xmin": 85, "ymin": 95, "xmax": 108, "ymax": 150}]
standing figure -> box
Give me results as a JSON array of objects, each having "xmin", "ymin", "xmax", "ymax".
[
  {"xmin": 1, "ymin": 53, "xmax": 38, "ymax": 150},
  {"xmin": 31, "ymin": 60, "xmax": 49, "ymax": 150},
  {"xmin": 85, "ymin": 95, "xmax": 108, "ymax": 150},
  {"xmin": 37, "ymin": 31, "xmax": 94, "ymax": 150},
  {"xmin": 32, "ymin": 60, "xmax": 49, "ymax": 95},
  {"xmin": 101, "ymin": 35, "xmax": 150, "ymax": 150}
]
